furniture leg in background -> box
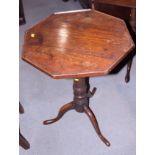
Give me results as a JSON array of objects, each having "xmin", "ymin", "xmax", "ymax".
[
  {"xmin": 125, "ymin": 7, "xmax": 136, "ymax": 82},
  {"xmin": 19, "ymin": 0, "xmax": 26, "ymax": 25},
  {"xmin": 19, "ymin": 103, "xmax": 30, "ymax": 150}
]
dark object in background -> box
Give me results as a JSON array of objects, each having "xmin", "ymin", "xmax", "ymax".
[
  {"xmin": 79, "ymin": 0, "xmax": 135, "ymax": 31},
  {"xmin": 94, "ymin": 0, "xmax": 136, "ymax": 32},
  {"xmin": 19, "ymin": 0, "xmax": 28, "ymax": 149},
  {"xmin": 19, "ymin": 0, "xmax": 26, "ymax": 25},
  {"xmin": 79, "ymin": 0, "xmax": 91, "ymax": 8},
  {"xmin": 19, "ymin": 103, "xmax": 30, "ymax": 150},
  {"xmin": 63, "ymin": 0, "xmax": 78, "ymax": 3}
]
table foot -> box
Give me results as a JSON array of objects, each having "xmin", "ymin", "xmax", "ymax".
[
  {"xmin": 84, "ymin": 105, "xmax": 110, "ymax": 146},
  {"xmin": 43, "ymin": 101, "xmax": 74, "ymax": 125}
]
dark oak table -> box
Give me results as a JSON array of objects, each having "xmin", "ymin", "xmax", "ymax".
[{"xmin": 22, "ymin": 9, "xmax": 134, "ymax": 147}]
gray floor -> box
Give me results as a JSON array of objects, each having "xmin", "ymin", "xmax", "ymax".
[{"xmin": 19, "ymin": 0, "xmax": 136, "ymax": 155}]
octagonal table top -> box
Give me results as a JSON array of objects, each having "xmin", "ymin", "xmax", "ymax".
[{"xmin": 22, "ymin": 9, "xmax": 135, "ymax": 79}]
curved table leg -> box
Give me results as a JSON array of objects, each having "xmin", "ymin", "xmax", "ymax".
[
  {"xmin": 43, "ymin": 101, "xmax": 74, "ymax": 125},
  {"xmin": 84, "ymin": 105, "xmax": 110, "ymax": 146}
]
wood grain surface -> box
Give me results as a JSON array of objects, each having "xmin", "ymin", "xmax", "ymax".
[{"xmin": 22, "ymin": 10, "xmax": 134, "ymax": 79}]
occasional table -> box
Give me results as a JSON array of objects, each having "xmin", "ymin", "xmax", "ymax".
[{"xmin": 22, "ymin": 9, "xmax": 134, "ymax": 146}]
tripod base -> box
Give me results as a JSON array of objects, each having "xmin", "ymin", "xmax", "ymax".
[{"xmin": 43, "ymin": 78, "xmax": 110, "ymax": 147}]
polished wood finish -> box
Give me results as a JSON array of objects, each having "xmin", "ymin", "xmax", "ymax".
[
  {"xmin": 43, "ymin": 78, "xmax": 110, "ymax": 146},
  {"xmin": 22, "ymin": 10, "xmax": 134, "ymax": 79}
]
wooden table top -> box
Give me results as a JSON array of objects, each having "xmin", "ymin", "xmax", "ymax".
[
  {"xmin": 22, "ymin": 9, "xmax": 134, "ymax": 79},
  {"xmin": 95, "ymin": 0, "xmax": 136, "ymax": 8}
]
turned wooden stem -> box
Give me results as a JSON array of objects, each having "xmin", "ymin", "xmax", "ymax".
[{"xmin": 73, "ymin": 78, "xmax": 89, "ymax": 112}]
